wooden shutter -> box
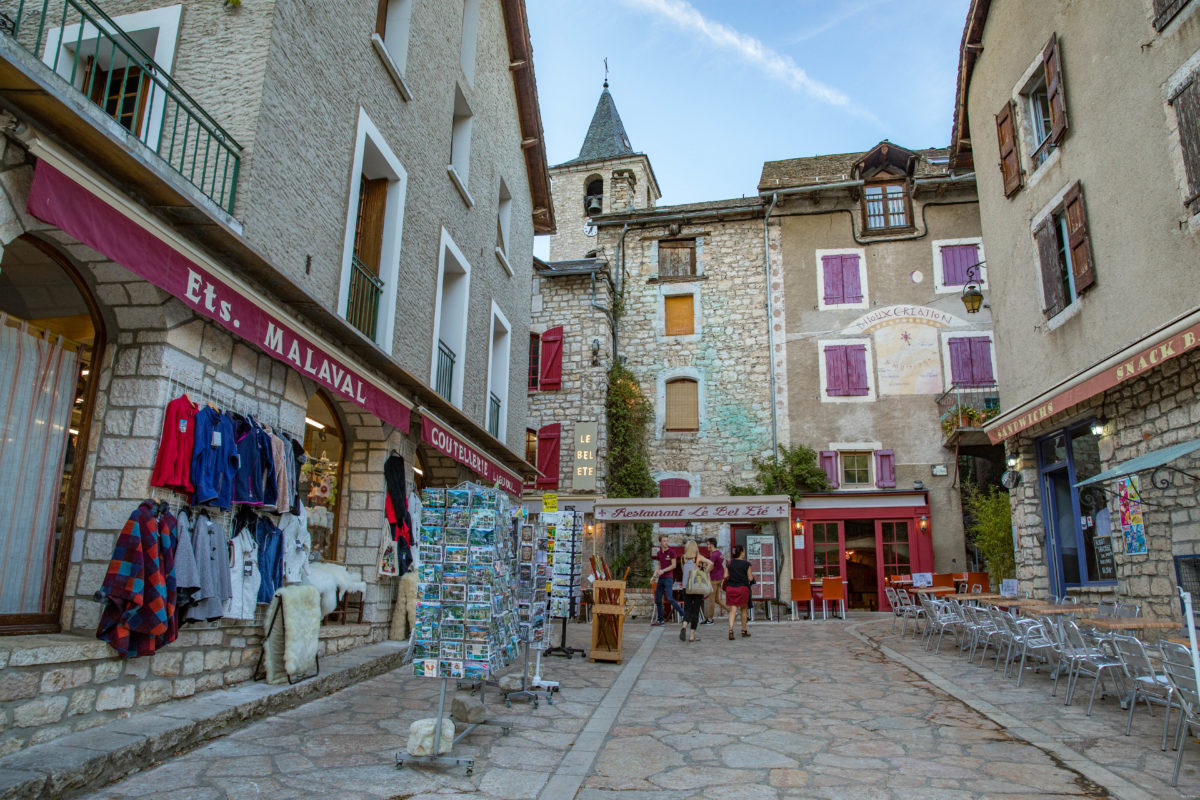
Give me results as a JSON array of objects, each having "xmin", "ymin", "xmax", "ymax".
[
  {"xmin": 1153, "ymin": 0, "xmax": 1191, "ymax": 30},
  {"xmin": 824, "ymin": 346, "xmax": 849, "ymax": 396},
  {"xmin": 354, "ymin": 176, "xmax": 389, "ymax": 273},
  {"xmin": 658, "ymin": 478, "xmax": 690, "ymax": 528},
  {"xmin": 659, "ymin": 240, "xmax": 696, "ymax": 277},
  {"xmin": 535, "ymin": 423, "xmax": 561, "ymax": 489},
  {"xmin": 941, "ymin": 245, "xmax": 977, "ymax": 286},
  {"xmin": 1171, "ymin": 74, "xmax": 1200, "ymax": 212},
  {"xmin": 819, "ymin": 451, "xmax": 839, "ymax": 489},
  {"xmin": 538, "ymin": 326, "xmax": 563, "ymax": 390},
  {"xmin": 664, "ymin": 295, "xmax": 694, "ymax": 335},
  {"xmin": 1033, "ymin": 217, "xmax": 1066, "ymax": 318},
  {"xmin": 874, "ymin": 450, "xmax": 896, "ymax": 489},
  {"xmin": 376, "ymin": 0, "xmax": 388, "ymax": 36},
  {"xmin": 1062, "ymin": 182, "xmax": 1095, "ymax": 294},
  {"xmin": 845, "ymin": 344, "xmax": 869, "ymax": 396},
  {"xmin": 996, "ymin": 101, "xmax": 1023, "ymax": 197},
  {"xmin": 841, "ymin": 256, "xmax": 862, "ymax": 303},
  {"xmin": 1042, "ymin": 34, "xmax": 1068, "ymax": 145},
  {"xmin": 969, "ymin": 338, "xmax": 995, "ymax": 384},
  {"xmin": 947, "ymin": 337, "xmax": 972, "ymax": 386},
  {"xmin": 665, "ymin": 379, "xmax": 699, "ymax": 431},
  {"xmin": 821, "ymin": 256, "xmax": 843, "ymax": 304}
]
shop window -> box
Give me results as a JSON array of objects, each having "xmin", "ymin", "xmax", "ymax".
[
  {"xmin": 664, "ymin": 294, "xmax": 694, "ymax": 336},
  {"xmin": 841, "ymin": 452, "xmax": 872, "ymax": 487},
  {"xmin": 1037, "ymin": 422, "xmax": 1115, "ymax": 591},
  {"xmin": 658, "ymin": 239, "xmax": 696, "ymax": 278},
  {"xmin": 664, "ymin": 378, "xmax": 699, "ymax": 432},
  {"xmin": 301, "ymin": 392, "xmax": 345, "ymax": 562},
  {"xmin": 0, "ymin": 236, "xmax": 102, "ymax": 633},
  {"xmin": 812, "ymin": 522, "xmax": 842, "ymax": 580},
  {"xmin": 862, "ymin": 182, "xmax": 909, "ymax": 230},
  {"xmin": 1033, "ymin": 182, "xmax": 1094, "ymax": 319}
]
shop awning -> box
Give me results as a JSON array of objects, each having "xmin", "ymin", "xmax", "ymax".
[
  {"xmin": 419, "ymin": 409, "xmax": 522, "ymax": 496},
  {"xmin": 1075, "ymin": 438, "xmax": 1200, "ymax": 488}
]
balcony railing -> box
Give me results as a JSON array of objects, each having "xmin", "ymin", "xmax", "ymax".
[
  {"xmin": 937, "ymin": 384, "xmax": 1001, "ymax": 441},
  {"xmin": 8, "ymin": 0, "xmax": 242, "ymax": 213},
  {"xmin": 486, "ymin": 391, "xmax": 501, "ymax": 438},
  {"xmin": 345, "ymin": 255, "xmax": 383, "ymax": 341},
  {"xmin": 435, "ymin": 339, "xmax": 455, "ymax": 400}
]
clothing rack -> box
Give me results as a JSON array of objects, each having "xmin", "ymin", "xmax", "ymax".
[{"xmin": 164, "ymin": 366, "xmax": 300, "ymax": 441}]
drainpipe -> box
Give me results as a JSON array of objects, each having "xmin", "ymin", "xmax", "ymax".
[
  {"xmin": 763, "ymin": 192, "xmax": 779, "ymax": 459},
  {"xmin": 614, "ymin": 223, "xmax": 630, "ymax": 360}
]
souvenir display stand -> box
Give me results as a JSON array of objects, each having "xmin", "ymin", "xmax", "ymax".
[
  {"xmin": 506, "ymin": 519, "xmax": 553, "ymax": 707},
  {"xmin": 589, "ymin": 579, "xmax": 627, "ymax": 664},
  {"xmin": 545, "ymin": 509, "xmax": 586, "ymax": 659},
  {"xmin": 397, "ymin": 483, "xmax": 518, "ymax": 772}
]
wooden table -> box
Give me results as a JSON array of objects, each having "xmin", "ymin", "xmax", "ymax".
[
  {"xmin": 959, "ymin": 593, "xmax": 1006, "ymax": 601},
  {"xmin": 910, "ymin": 586, "xmax": 956, "ymax": 596},
  {"xmin": 984, "ymin": 598, "xmax": 1046, "ymax": 609},
  {"xmin": 1080, "ymin": 618, "xmax": 1179, "ymax": 632},
  {"xmin": 1025, "ymin": 604, "xmax": 1099, "ymax": 615}
]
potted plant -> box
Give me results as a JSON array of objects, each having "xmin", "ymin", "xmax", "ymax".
[{"xmin": 941, "ymin": 405, "xmax": 983, "ymax": 436}]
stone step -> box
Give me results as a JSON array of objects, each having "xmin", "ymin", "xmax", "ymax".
[{"xmin": 0, "ymin": 639, "xmax": 407, "ymax": 800}]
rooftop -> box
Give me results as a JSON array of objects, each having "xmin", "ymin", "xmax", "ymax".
[
  {"xmin": 758, "ymin": 146, "xmax": 953, "ymax": 191},
  {"xmin": 556, "ymin": 84, "xmax": 636, "ymax": 167}
]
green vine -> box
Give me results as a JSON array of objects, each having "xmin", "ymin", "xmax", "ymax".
[
  {"xmin": 606, "ymin": 360, "xmax": 656, "ymax": 586},
  {"xmin": 726, "ymin": 443, "xmax": 830, "ymax": 500}
]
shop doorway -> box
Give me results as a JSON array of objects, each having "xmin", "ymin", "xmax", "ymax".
[
  {"xmin": 301, "ymin": 392, "xmax": 345, "ymax": 562},
  {"xmin": 844, "ymin": 520, "xmax": 878, "ymax": 611}
]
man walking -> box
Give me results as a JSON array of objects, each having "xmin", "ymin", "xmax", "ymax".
[{"xmin": 651, "ymin": 534, "xmax": 684, "ymax": 626}]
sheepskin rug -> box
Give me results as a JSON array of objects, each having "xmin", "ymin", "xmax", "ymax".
[
  {"xmin": 263, "ymin": 584, "xmax": 321, "ymax": 684},
  {"xmin": 304, "ymin": 562, "xmax": 368, "ymax": 618}
]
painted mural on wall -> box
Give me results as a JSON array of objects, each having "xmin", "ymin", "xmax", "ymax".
[{"xmin": 842, "ymin": 306, "xmax": 970, "ymax": 396}]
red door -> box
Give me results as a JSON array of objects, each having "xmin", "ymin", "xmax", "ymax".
[
  {"xmin": 877, "ymin": 519, "xmax": 913, "ymax": 612},
  {"xmin": 809, "ymin": 521, "xmax": 844, "ymax": 606}
]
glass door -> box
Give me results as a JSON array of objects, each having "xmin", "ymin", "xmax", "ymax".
[
  {"xmin": 878, "ymin": 520, "xmax": 912, "ymax": 612},
  {"xmin": 811, "ymin": 521, "xmax": 844, "ymax": 580}
]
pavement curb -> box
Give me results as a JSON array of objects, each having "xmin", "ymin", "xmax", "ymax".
[
  {"xmin": 848, "ymin": 620, "xmax": 1159, "ymax": 800},
  {"xmin": 0, "ymin": 640, "xmax": 408, "ymax": 800}
]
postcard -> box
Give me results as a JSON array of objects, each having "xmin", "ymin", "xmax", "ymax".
[
  {"xmin": 439, "ymin": 659, "xmax": 464, "ymax": 679},
  {"xmin": 441, "ymin": 603, "xmax": 465, "ymax": 622},
  {"xmin": 463, "ymin": 661, "xmax": 489, "ymax": 680},
  {"xmin": 445, "ymin": 489, "xmax": 470, "ymax": 508},
  {"xmin": 440, "ymin": 640, "xmax": 464, "ymax": 660},
  {"xmin": 443, "ymin": 545, "xmax": 468, "ymax": 564},
  {"xmin": 414, "ymin": 659, "xmax": 439, "ymax": 678}
]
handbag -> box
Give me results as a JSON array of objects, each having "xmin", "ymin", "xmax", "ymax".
[
  {"xmin": 378, "ymin": 536, "xmax": 400, "ymax": 577},
  {"xmin": 685, "ymin": 561, "xmax": 712, "ymax": 596}
]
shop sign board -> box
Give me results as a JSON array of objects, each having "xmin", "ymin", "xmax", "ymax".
[
  {"xmin": 572, "ymin": 422, "xmax": 598, "ymax": 492},
  {"xmin": 746, "ymin": 534, "xmax": 776, "ymax": 600},
  {"xmin": 594, "ymin": 496, "xmax": 790, "ymax": 522},
  {"xmin": 420, "ymin": 416, "xmax": 522, "ymax": 496},
  {"xmin": 26, "ymin": 163, "xmax": 413, "ymax": 433}
]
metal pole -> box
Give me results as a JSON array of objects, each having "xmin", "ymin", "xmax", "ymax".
[{"xmin": 432, "ymin": 678, "xmax": 447, "ymax": 755}]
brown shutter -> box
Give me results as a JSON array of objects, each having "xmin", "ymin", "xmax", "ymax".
[
  {"xmin": 996, "ymin": 101, "xmax": 1023, "ymax": 197},
  {"xmin": 376, "ymin": 0, "xmax": 388, "ymax": 36},
  {"xmin": 1063, "ymin": 181, "xmax": 1095, "ymax": 294},
  {"xmin": 664, "ymin": 295, "xmax": 694, "ymax": 336},
  {"xmin": 1043, "ymin": 34, "xmax": 1068, "ymax": 145},
  {"xmin": 1171, "ymin": 75, "xmax": 1200, "ymax": 212},
  {"xmin": 665, "ymin": 379, "xmax": 699, "ymax": 431},
  {"xmin": 353, "ymin": 177, "xmax": 388, "ymax": 273},
  {"xmin": 1153, "ymin": 0, "xmax": 1192, "ymax": 30},
  {"xmin": 1033, "ymin": 216, "xmax": 1066, "ymax": 318}
]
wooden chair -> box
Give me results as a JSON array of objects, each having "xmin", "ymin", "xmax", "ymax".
[
  {"xmin": 791, "ymin": 578, "xmax": 814, "ymax": 621},
  {"xmin": 821, "ymin": 576, "xmax": 846, "ymax": 620}
]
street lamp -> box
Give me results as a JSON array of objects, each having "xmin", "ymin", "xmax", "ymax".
[{"xmin": 961, "ymin": 262, "xmax": 986, "ymax": 314}]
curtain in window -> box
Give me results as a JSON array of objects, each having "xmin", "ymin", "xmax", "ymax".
[{"xmin": 0, "ymin": 319, "xmax": 80, "ymax": 615}]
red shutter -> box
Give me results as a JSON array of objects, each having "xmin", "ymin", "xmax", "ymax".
[
  {"xmin": 819, "ymin": 451, "xmax": 839, "ymax": 489},
  {"xmin": 658, "ymin": 478, "xmax": 690, "ymax": 528},
  {"xmin": 535, "ymin": 423, "xmax": 561, "ymax": 489},
  {"xmin": 996, "ymin": 101, "xmax": 1023, "ymax": 197},
  {"xmin": 875, "ymin": 450, "xmax": 896, "ymax": 488},
  {"xmin": 1062, "ymin": 182, "xmax": 1095, "ymax": 295},
  {"xmin": 539, "ymin": 326, "xmax": 563, "ymax": 390},
  {"xmin": 1043, "ymin": 34, "xmax": 1068, "ymax": 145}
]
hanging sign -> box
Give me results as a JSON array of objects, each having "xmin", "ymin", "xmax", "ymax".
[
  {"xmin": 542, "ymin": 492, "xmax": 558, "ymax": 513},
  {"xmin": 572, "ymin": 422, "xmax": 598, "ymax": 492},
  {"xmin": 420, "ymin": 415, "xmax": 521, "ymax": 496}
]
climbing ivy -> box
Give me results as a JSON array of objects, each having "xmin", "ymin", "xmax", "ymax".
[
  {"xmin": 726, "ymin": 443, "xmax": 830, "ymax": 501},
  {"xmin": 605, "ymin": 360, "xmax": 656, "ymax": 586}
]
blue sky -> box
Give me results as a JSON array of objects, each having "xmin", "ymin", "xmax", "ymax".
[{"xmin": 527, "ymin": 0, "xmax": 971, "ymax": 210}]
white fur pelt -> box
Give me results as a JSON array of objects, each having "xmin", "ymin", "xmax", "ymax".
[
  {"xmin": 303, "ymin": 562, "xmax": 368, "ymax": 618},
  {"xmin": 263, "ymin": 584, "xmax": 321, "ymax": 685}
]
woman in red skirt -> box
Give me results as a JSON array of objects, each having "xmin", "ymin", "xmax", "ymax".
[{"xmin": 725, "ymin": 545, "xmax": 754, "ymax": 640}]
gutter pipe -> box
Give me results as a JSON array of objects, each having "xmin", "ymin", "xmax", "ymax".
[{"xmin": 763, "ymin": 192, "xmax": 779, "ymax": 459}]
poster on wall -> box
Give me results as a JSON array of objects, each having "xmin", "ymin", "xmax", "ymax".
[
  {"xmin": 745, "ymin": 534, "xmax": 776, "ymax": 600},
  {"xmin": 1118, "ymin": 476, "xmax": 1148, "ymax": 556}
]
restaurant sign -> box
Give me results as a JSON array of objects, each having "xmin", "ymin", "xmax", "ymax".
[
  {"xmin": 572, "ymin": 421, "xmax": 598, "ymax": 492},
  {"xmin": 26, "ymin": 163, "xmax": 412, "ymax": 433},
  {"xmin": 595, "ymin": 498, "xmax": 790, "ymax": 522},
  {"xmin": 420, "ymin": 416, "xmax": 521, "ymax": 496},
  {"xmin": 986, "ymin": 321, "xmax": 1200, "ymax": 443}
]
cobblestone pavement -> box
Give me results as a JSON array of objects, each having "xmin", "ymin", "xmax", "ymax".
[{"xmin": 76, "ymin": 617, "xmax": 1200, "ymax": 799}]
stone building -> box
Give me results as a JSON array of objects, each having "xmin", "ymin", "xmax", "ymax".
[
  {"xmin": 951, "ymin": 0, "xmax": 1200, "ymax": 617},
  {"xmin": 761, "ymin": 142, "xmax": 993, "ymax": 611},
  {"xmin": 0, "ymin": 0, "xmax": 551, "ymax": 753}
]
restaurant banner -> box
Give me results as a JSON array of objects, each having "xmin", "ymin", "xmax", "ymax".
[
  {"xmin": 420, "ymin": 415, "xmax": 522, "ymax": 496},
  {"xmin": 594, "ymin": 497, "xmax": 790, "ymax": 522},
  {"xmin": 26, "ymin": 162, "xmax": 412, "ymax": 433}
]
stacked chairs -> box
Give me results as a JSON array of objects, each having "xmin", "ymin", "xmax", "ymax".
[
  {"xmin": 959, "ymin": 603, "xmax": 1000, "ymax": 663},
  {"xmin": 1112, "ymin": 634, "xmax": 1175, "ymax": 751},
  {"xmin": 1159, "ymin": 641, "xmax": 1200, "ymax": 786}
]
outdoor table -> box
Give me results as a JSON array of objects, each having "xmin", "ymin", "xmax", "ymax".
[
  {"xmin": 1080, "ymin": 618, "xmax": 1179, "ymax": 632},
  {"xmin": 1026, "ymin": 604, "xmax": 1099, "ymax": 615},
  {"xmin": 959, "ymin": 593, "xmax": 1005, "ymax": 601},
  {"xmin": 910, "ymin": 586, "xmax": 956, "ymax": 596}
]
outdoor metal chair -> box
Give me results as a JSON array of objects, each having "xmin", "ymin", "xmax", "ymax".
[
  {"xmin": 997, "ymin": 612, "xmax": 1040, "ymax": 677},
  {"xmin": 1012, "ymin": 616, "xmax": 1057, "ymax": 687},
  {"xmin": 975, "ymin": 606, "xmax": 1013, "ymax": 668},
  {"xmin": 922, "ymin": 597, "xmax": 965, "ymax": 654},
  {"xmin": 1095, "ymin": 600, "xmax": 1118, "ymax": 617},
  {"xmin": 896, "ymin": 589, "xmax": 925, "ymax": 637},
  {"xmin": 960, "ymin": 604, "xmax": 999, "ymax": 663},
  {"xmin": 1112, "ymin": 634, "xmax": 1175, "ymax": 751},
  {"xmin": 1065, "ymin": 631, "xmax": 1126, "ymax": 715},
  {"xmin": 1116, "ymin": 602, "xmax": 1142, "ymax": 618},
  {"xmin": 1060, "ymin": 620, "xmax": 1109, "ymax": 704},
  {"xmin": 1159, "ymin": 640, "xmax": 1200, "ymax": 786}
]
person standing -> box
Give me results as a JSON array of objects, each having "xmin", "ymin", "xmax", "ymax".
[
  {"xmin": 704, "ymin": 537, "xmax": 727, "ymax": 624},
  {"xmin": 725, "ymin": 544, "xmax": 754, "ymax": 640},
  {"xmin": 679, "ymin": 540, "xmax": 713, "ymax": 642},
  {"xmin": 651, "ymin": 535, "xmax": 683, "ymax": 626}
]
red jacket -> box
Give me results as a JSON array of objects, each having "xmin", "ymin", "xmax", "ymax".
[{"xmin": 150, "ymin": 395, "xmax": 198, "ymax": 494}]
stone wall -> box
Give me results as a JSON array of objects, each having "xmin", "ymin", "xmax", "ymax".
[{"xmin": 547, "ymin": 155, "xmax": 658, "ymax": 262}]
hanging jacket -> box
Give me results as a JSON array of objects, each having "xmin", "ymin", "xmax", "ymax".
[
  {"xmin": 266, "ymin": 428, "xmax": 292, "ymax": 513},
  {"xmin": 225, "ymin": 523, "xmax": 260, "ymax": 620},
  {"xmin": 150, "ymin": 395, "xmax": 198, "ymax": 494},
  {"xmin": 280, "ymin": 506, "xmax": 311, "ymax": 583},
  {"xmin": 256, "ymin": 423, "xmax": 279, "ymax": 509},
  {"xmin": 185, "ymin": 513, "xmax": 233, "ymax": 622},
  {"xmin": 154, "ymin": 507, "xmax": 180, "ymax": 650},
  {"xmin": 255, "ymin": 515, "xmax": 284, "ymax": 603},
  {"xmin": 173, "ymin": 509, "xmax": 202, "ymax": 617},
  {"xmin": 191, "ymin": 408, "xmax": 238, "ymax": 509},
  {"xmin": 96, "ymin": 500, "xmax": 174, "ymax": 658},
  {"xmin": 289, "ymin": 437, "xmax": 307, "ymax": 515},
  {"xmin": 233, "ymin": 414, "xmax": 265, "ymax": 506},
  {"xmin": 383, "ymin": 453, "xmax": 412, "ymax": 545}
]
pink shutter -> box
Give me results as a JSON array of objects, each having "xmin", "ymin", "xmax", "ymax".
[
  {"xmin": 947, "ymin": 337, "xmax": 971, "ymax": 386},
  {"xmin": 875, "ymin": 450, "xmax": 896, "ymax": 488},
  {"xmin": 824, "ymin": 346, "xmax": 848, "ymax": 396},
  {"xmin": 845, "ymin": 344, "xmax": 869, "ymax": 396},
  {"xmin": 658, "ymin": 478, "xmax": 690, "ymax": 528},
  {"xmin": 539, "ymin": 326, "xmax": 563, "ymax": 391},
  {"xmin": 841, "ymin": 255, "xmax": 862, "ymax": 303},
  {"xmin": 941, "ymin": 245, "xmax": 977, "ymax": 286},
  {"xmin": 821, "ymin": 256, "xmax": 843, "ymax": 304},
  {"xmin": 969, "ymin": 338, "xmax": 995, "ymax": 385},
  {"xmin": 535, "ymin": 423, "xmax": 561, "ymax": 489},
  {"xmin": 819, "ymin": 451, "xmax": 839, "ymax": 489}
]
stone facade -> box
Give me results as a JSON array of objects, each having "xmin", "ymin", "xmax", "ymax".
[{"xmin": 547, "ymin": 153, "xmax": 659, "ymax": 263}]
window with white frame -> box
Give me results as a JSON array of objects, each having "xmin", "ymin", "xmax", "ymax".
[
  {"xmin": 486, "ymin": 304, "xmax": 510, "ymax": 440},
  {"xmin": 495, "ymin": 179, "xmax": 513, "ymax": 274},
  {"xmin": 339, "ymin": 109, "xmax": 408, "ymax": 351},
  {"xmin": 1032, "ymin": 182, "xmax": 1094, "ymax": 320},
  {"xmin": 841, "ymin": 452, "xmax": 872, "ymax": 487},
  {"xmin": 431, "ymin": 229, "xmax": 472, "ymax": 406},
  {"xmin": 373, "ymin": 0, "xmax": 414, "ymax": 99},
  {"xmin": 818, "ymin": 445, "xmax": 894, "ymax": 489},
  {"xmin": 816, "ymin": 249, "xmax": 867, "ymax": 309},
  {"xmin": 942, "ymin": 333, "xmax": 996, "ymax": 389},
  {"xmin": 818, "ymin": 338, "xmax": 874, "ymax": 402},
  {"xmin": 448, "ymin": 86, "xmax": 474, "ymax": 205},
  {"xmin": 460, "ymin": 0, "xmax": 481, "ymax": 84},
  {"xmin": 932, "ymin": 239, "xmax": 985, "ymax": 293}
]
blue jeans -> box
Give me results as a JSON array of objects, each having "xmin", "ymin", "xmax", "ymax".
[{"xmin": 655, "ymin": 576, "xmax": 684, "ymax": 622}]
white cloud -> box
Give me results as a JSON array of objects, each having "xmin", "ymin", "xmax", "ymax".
[
  {"xmin": 620, "ymin": 0, "xmax": 881, "ymax": 124},
  {"xmin": 789, "ymin": 1, "xmax": 881, "ymax": 43}
]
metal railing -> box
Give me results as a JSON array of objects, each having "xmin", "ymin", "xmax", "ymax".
[
  {"xmin": 345, "ymin": 255, "xmax": 383, "ymax": 341},
  {"xmin": 9, "ymin": 0, "xmax": 242, "ymax": 213},
  {"xmin": 486, "ymin": 392, "xmax": 501, "ymax": 437},
  {"xmin": 936, "ymin": 384, "xmax": 1000, "ymax": 438},
  {"xmin": 435, "ymin": 340, "xmax": 455, "ymax": 400}
]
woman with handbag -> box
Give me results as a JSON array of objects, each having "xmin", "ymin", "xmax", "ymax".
[
  {"xmin": 680, "ymin": 539, "xmax": 713, "ymax": 643},
  {"xmin": 725, "ymin": 545, "xmax": 754, "ymax": 640}
]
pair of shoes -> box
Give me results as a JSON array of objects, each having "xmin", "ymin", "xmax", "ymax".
[
  {"xmin": 679, "ymin": 626, "xmax": 687, "ymax": 641},
  {"xmin": 728, "ymin": 630, "xmax": 735, "ymax": 640},
  {"xmin": 700, "ymin": 619, "xmax": 714, "ymax": 625},
  {"xmin": 650, "ymin": 620, "xmax": 663, "ymax": 626},
  {"xmin": 741, "ymin": 630, "xmax": 751, "ymax": 637}
]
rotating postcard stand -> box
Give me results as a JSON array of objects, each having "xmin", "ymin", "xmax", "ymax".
[
  {"xmin": 507, "ymin": 519, "xmax": 554, "ymax": 706},
  {"xmin": 545, "ymin": 508, "xmax": 586, "ymax": 659}
]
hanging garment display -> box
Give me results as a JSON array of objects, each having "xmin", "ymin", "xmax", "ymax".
[
  {"xmin": 191, "ymin": 407, "xmax": 237, "ymax": 510},
  {"xmin": 256, "ymin": 422, "xmax": 280, "ymax": 509},
  {"xmin": 233, "ymin": 414, "xmax": 274, "ymax": 506},
  {"xmin": 255, "ymin": 515, "xmax": 284, "ymax": 603},
  {"xmin": 185, "ymin": 511, "xmax": 233, "ymax": 622},
  {"xmin": 289, "ymin": 437, "xmax": 306, "ymax": 515},
  {"xmin": 226, "ymin": 521, "xmax": 261, "ymax": 620},
  {"xmin": 173, "ymin": 509, "xmax": 203, "ymax": 618},
  {"xmin": 383, "ymin": 452, "xmax": 413, "ymax": 545},
  {"xmin": 279, "ymin": 506, "xmax": 311, "ymax": 584},
  {"xmin": 266, "ymin": 427, "xmax": 292, "ymax": 513},
  {"xmin": 150, "ymin": 394, "xmax": 198, "ymax": 494},
  {"xmin": 96, "ymin": 500, "xmax": 179, "ymax": 658}
]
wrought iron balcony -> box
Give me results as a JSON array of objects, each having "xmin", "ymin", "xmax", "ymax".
[
  {"xmin": 486, "ymin": 391, "xmax": 501, "ymax": 438},
  {"xmin": 7, "ymin": 0, "xmax": 242, "ymax": 213},
  {"xmin": 435, "ymin": 339, "xmax": 455, "ymax": 400},
  {"xmin": 936, "ymin": 384, "xmax": 1000, "ymax": 447},
  {"xmin": 345, "ymin": 255, "xmax": 383, "ymax": 341}
]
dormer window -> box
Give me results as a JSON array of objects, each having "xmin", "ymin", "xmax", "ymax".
[{"xmin": 863, "ymin": 182, "xmax": 910, "ymax": 230}]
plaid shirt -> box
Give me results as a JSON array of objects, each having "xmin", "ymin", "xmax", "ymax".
[{"xmin": 96, "ymin": 501, "xmax": 179, "ymax": 657}]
